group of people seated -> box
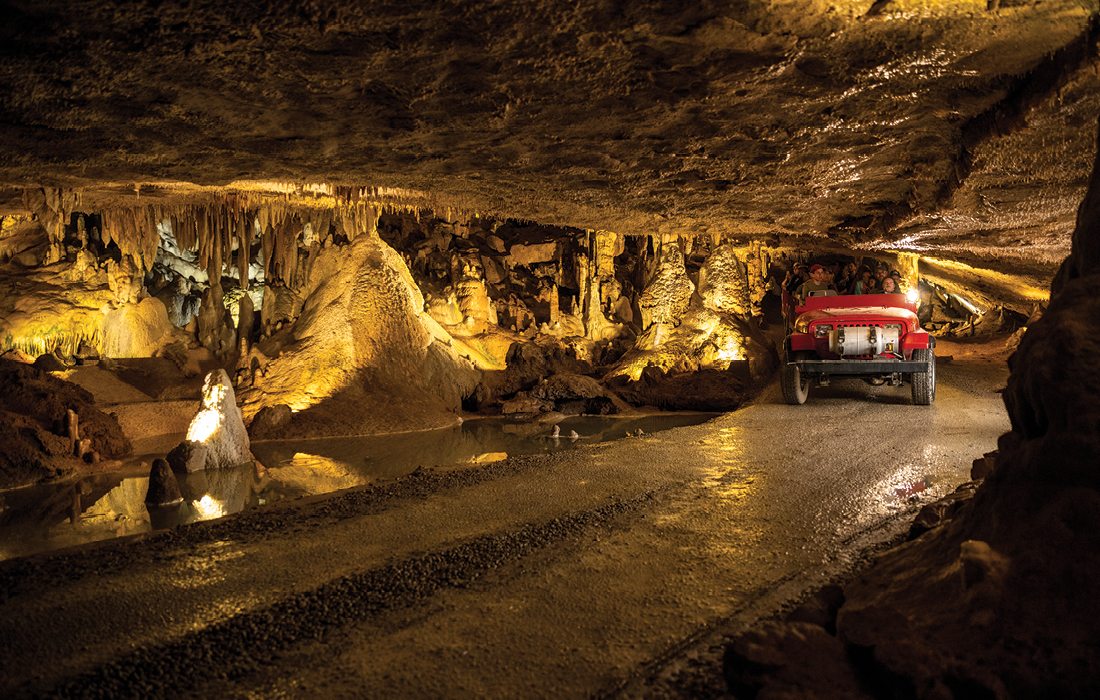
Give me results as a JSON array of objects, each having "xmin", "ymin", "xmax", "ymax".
[{"xmin": 783, "ymin": 261, "xmax": 907, "ymax": 304}]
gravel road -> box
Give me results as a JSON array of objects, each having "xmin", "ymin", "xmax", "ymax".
[{"xmin": 0, "ymin": 357, "xmax": 1010, "ymax": 698}]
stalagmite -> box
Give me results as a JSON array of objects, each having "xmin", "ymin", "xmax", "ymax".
[
  {"xmin": 637, "ymin": 242, "xmax": 694, "ymax": 330},
  {"xmin": 237, "ymin": 292, "xmax": 255, "ymax": 353},
  {"xmin": 66, "ymin": 409, "xmax": 79, "ymax": 456}
]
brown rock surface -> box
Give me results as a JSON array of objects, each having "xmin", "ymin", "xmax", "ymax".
[
  {"xmin": 0, "ymin": 2, "xmax": 1093, "ymax": 280},
  {"xmin": 0, "ymin": 358, "xmax": 131, "ymax": 488}
]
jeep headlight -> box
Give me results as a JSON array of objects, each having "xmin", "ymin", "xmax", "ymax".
[
  {"xmin": 813, "ymin": 324, "xmax": 833, "ymax": 338},
  {"xmin": 794, "ymin": 318, "xmax": 810, "ymax": 333}
]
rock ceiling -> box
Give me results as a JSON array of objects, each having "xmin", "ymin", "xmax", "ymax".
[{"xmin": 0, "ymin": 0, "xmax": 1097, "ymax": 279}]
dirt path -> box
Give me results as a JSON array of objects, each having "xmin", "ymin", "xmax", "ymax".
[{"xmin": 0, "ymin": 357, "xmax": 1010, "ymax": 698}]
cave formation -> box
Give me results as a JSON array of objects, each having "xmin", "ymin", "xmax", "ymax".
[{"xmin": 1, "ymin": 0, "xmax": 1100, "ymax": 696}]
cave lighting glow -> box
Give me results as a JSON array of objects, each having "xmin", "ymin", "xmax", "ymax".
[
  {"xmin": 716, "ymin": 337, "xmax": 743, "ymax": 363},
  {"xmin": 186, "ymin": 382, "xmax": 227, "ymax": 442},
  {"xmin": 191, "ymin": 494, "xmax": 227, "ymax": 521}
]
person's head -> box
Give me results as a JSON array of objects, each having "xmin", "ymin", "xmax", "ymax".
[
  {"xmin": 860, "ymin": 267, "xmax": 872, "ymax": 282},
  {"xmin": 890, "ymin": 269, "xmax": 901, "ymax": 280},
  {"xmin": 846, "ymin": 261, "xmax": 857, "ymax": 274},
  {"xmin": 881, "ymin": 276, "xmax": 898, "ymax": 293},
  {"xmin": 875, "ymin": 266, "xmax": 888, "ymax": 281},
  {"xmin": 809, "ymin": 263, "xmax": 826, "ymax": 283}
]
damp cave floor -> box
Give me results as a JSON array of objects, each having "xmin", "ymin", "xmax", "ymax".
[{"xmin": 0, "ymin": 354, "xmax": 1010, "ymax": 698}]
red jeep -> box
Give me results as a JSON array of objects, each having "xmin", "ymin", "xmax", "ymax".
[{"xmin": 782, "ymin": 292, "xmax": 936, "ymax": 405}]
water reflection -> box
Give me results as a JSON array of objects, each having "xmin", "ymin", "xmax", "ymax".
[{"xmin": 0, "ymin": 413, "xmax": 715, "ymax": 560}]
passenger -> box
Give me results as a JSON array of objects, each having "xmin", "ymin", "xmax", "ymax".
[
  {"xmin": 851, "ymin": 267, "xmax": 874, "ymax": 294},
  {"xmin": 797, "ymin": 263, "xmax": 833, "ymax": 301},
  {"xmin": 874, "ymin": 265, "xmax": 889, "ymax": 288},
  {"xmin": 836, "ymin": 262, "xmax": 856, "ymax": 293},
  {"xmin": 781, "ymin": 263, "xmax": 807, "ymax": 319},
  {"xmin": 880, "ymin": 276, "xmax": 902, "ymax": 294},
  {"xmin": 784, "ymin": 263, "xmax": 808, "ymax": 296},
  {"xmin": 889, "ymin": 269, "xmax": 906, "ymax": 292}
]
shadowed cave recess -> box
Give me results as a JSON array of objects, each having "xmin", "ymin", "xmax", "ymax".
[{"xmin": 2, "ymin": 0, "xmax": 1100, "ymax": 696}]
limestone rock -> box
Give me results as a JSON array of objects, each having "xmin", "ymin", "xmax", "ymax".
[
  {"xmin": 145, "ymin": 458, "xmax": 183, "ymax": 506},
  {"xmin": 529, "ymin": 373, "xmax": 619, "ymax": 415},
  {"xmin": 240, "ymin": 233, "xmax": 480, "ymax": 438},
  {"xmin": 103, "ymin": 297, "xmax": 173, "ymax": 358},
  {"xmin": 167, "ymin": 440, "xmax": 209, "ymax": 473},
  {"xmin": 237, "ymin": 290, "xmax": 255, "ymax": 348},
  {"xmin": 33, "ymin": 353, "xmax": 67, "ymax": 371},
  {"xmin": 184, "ymin": 369, "xmax": 251, "ymax": 470},
  {"xmin": 500, "ymin": 394, "xmax": 552, "ymax": 415},
  {"xmin": 697, "ymin": 244, "xmax": 750, "ymax": 316},
  {"xmin": 0, "ymin": 358, "xmax": 131, "ymax": 488},
  {"xmin": 249, "ymin": 403, "xmax": 293, "ymax": 439},
  {"xmin": 106, "ymin": 254, "xmax": 142, "ymax": 305},
  {"xmin": 637, "ymin": 243, "xmax": 694, "ymax": 330},
  {"xmin": 506, "ymin": 241, "xmax": 557, "ymax": 266}
]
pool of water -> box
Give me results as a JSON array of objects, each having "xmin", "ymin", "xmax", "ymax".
[{"xmin": 0, "ymin": 413, "xmax": 715, "ymax": 561}]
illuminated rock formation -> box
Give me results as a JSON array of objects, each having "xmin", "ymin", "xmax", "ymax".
[{"xmin": 181, "ymin": 369, "xmax": 251, "ymax": 471}]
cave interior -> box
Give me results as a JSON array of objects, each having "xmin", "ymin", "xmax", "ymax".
[{"xmin": 2, "ymin": 0, "xmax": 1100, "ymax": 695}]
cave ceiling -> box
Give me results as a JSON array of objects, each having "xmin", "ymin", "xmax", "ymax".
[{"xmin": 0, "ymin": 0, "xmax": 1097, "ymax": 278}]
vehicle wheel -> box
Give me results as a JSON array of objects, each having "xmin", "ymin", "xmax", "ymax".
[
  {"xmin": 781, "ymin": 353, "xmax": 810, "ymax": 405},
  {"xmin": 911, "ymin": 348, "xmax": 935, "ymax": 406}
]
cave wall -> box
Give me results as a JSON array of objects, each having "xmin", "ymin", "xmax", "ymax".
[{"xmin": 0, "ymin": 187, "xmax": 796, "ymax": 434}]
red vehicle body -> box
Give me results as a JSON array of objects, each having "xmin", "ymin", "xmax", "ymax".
[{"xmin": 782, "ymin": 293, "xmax": 936, "ymax": 405}]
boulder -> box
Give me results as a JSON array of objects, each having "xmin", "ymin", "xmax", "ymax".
[
  {"xmin": 500, "ymin": 395, "xmax": 552, "ymax": 415},
  {"xmin": 723, "ymin": 621, "xmax": 864, "ymax": 698},
  {"xmin": 144, "ymin": 458, "xmax": 183, "ymax": 506},
  {"xmin": 970, "ymin": 450, "xmax": 998, "ymax": 480},
  {"xmin": 530, "ymin": 372, "xmax": 620, "ymax": 415},
  {"xmin": 33, "ymin": 353, "xmax": 67, "ymax": 372},
  {"xmin": 184, "ymin": 369, "xmax": 251, "ymax": 470},
  {"xmin": 249, "ymin": 404, "xmax": 293, "ymax": 439},
  {"xmin": 167, "ymin": 440, "xmax": 209, "ymax": 473},
  {"xmin": 103, "ymin": 297, "xmax": 174, "ymax": 358},
  {"xmin": 506, "ymin": 241, "xmax": 557, "ymax": 266}
]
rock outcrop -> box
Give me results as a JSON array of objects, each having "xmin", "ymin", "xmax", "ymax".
[
  {"xmin": 0, "ymin": 358, "xmax": 131, "ymax": 488},
  {"xmin": 182, "ymin": 369, "xmax": 251, "ymax": 470},
  {"xmin": 144, "ymin": 458, "xmax": 183, "ymax": 507}
]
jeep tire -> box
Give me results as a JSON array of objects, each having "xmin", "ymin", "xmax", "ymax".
[
  {"xmin": 781, "ymin": 352, "xmax": 810, "ymax": 405},
  {"xmin": 911, "ymin": 348, "xmax": 935, "ymax": 406}
]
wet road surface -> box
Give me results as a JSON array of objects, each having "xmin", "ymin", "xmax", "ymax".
[{"xmin": 0, "ymin": 358, "xmax": 1010, "ymax": 698}]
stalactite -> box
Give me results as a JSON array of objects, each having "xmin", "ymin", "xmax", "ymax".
[
  {"xmin": 24, "ymin": 187, "xmax": 80, "ymax": 264},
  {"xmin": 237, "ymin": 214, "xmax": 250, "ymax": 289}
]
